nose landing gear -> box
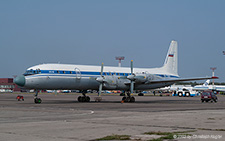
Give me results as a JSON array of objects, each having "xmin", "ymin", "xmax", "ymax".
[
  {"xmin": 34, "ymin": 97, "xmax": 42, "ymax": 104},
  {"xmin": 34, "ymin": 90, "xmax": 42, "ymax": 104}
]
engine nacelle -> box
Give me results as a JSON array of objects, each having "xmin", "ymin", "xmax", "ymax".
[{"xmin": 134, "ymin": 75, "xmax": 147, "ymax": 83}]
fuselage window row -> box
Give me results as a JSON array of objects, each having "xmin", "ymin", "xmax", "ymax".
[{"xmin": 24, "ymin": 70, "xmax": 131, "ymax": 76}]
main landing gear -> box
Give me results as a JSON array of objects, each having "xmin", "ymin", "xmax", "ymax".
[
  {"xmin": 34, "ymin": 90, "xmax": 42, "ymax": 104},
  {"xmin": 78, "ymin": 91, "xmax": 90, "ymax": 102},
  {"xmin": 121, "ymin": 92, "xmax": 135, "ymax": 103}
]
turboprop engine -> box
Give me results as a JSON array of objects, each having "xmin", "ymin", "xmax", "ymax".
[{"xmin": 127, "ymin": 74, "xmax": 147, "ymax": 83}]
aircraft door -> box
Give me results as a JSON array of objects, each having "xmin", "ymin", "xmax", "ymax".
[{"xmin": 75, "ymin": 68, "xmax": 81, "ymax": 79}]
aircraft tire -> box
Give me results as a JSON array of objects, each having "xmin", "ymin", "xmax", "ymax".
[
  {"xmin": 122, "ymin": 97, "xmax": 129, "ymax": 102},
  {"xmin": 130, "ymin": 97, "xmax": 135, "ymax": 102},
  {"xmin": 34, "ymin": 98, "xmax": 42, "ymax": 104},
  {"xmin": 86, "ymin": 96, "xmax": 90, "ymax": 102},
  {"xmin": 78, "ymin": 96, "xmax": 82, "ymax": 102},
  {"xmin": 78, "ymin": 96, "xmax": 90, "ymax": 102},
  {"xmin": 122, "ymin": 97, "xmax": 126, "ymax": 101},
  {"xmin": 125, "ymin": 97, "xmax": 130, "ymax": 102}
]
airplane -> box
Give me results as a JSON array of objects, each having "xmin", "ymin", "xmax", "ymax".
[
  {"xmin": 158, "ymin": 79, "xmax": 210, "ymax": 92},
  {"xmin": 14, "ymin": 40, "xmax": 218, "ymax": 103},
  {"xmin": 193, "ymin": 80, "xmax": 225, "ymax": 92}
]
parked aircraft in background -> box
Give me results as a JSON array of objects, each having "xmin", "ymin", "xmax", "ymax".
[
  {"xmin": 159, "ymin": 80, "xmax": 210, "ymax": 92},
  {"xmin": 14, "ymin": 40, "xmax": 217, "ymax": 103},
  {"xmin": 193, "ymin": 80, "xmax": 225, "ymax": 92}
]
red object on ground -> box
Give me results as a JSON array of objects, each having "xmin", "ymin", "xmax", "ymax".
[{"xmin": 16, "ymin": 95, "xmax": 24, "ymax": 101}]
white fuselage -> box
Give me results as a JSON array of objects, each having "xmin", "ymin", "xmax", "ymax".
[{"xmin": 22, "ymin": 63, "xmax": 179, "ymax": 90}]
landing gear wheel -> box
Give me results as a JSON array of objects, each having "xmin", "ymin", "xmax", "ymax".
[
  {"xmin": 77, "ymin": 96, "xmax": 90, "ymax": 102},
  {"xmin": 125, "ymin": 97, "xmax": 130, "ymax": 102},
  {"xmin": 130, "ymin": 96, "xmax": 135, "ymax": 102},
  {"xmin": 78, "ymin": 96, "xmax": 82, "ymax": 102},
  {"xmin": 86, "ymin": 96, "xmax": 90, "ymax": 102},
  {"xmin": 121, "ymin": 96, "xmax": 135, "ymax": 103},
  {"xmin": 122, "ymin": 96, "xmax": 126, "ymax": 101},
  {"xmin": 34, "ymin": 98, "xmax": 42, "ymax": 104}
]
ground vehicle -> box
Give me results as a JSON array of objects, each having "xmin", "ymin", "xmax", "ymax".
[
  {"xmin": 173, "ymin": 88, "xmax": 199, "ymax": 97},
  {"xmin": 201, "ymin": 91, "xmax": 218, "ymax": 103}
]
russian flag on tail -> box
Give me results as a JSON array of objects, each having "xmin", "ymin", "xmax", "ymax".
[{"xmin": 168, "ymin": 54, "xmax": 174, "ymax": 57}]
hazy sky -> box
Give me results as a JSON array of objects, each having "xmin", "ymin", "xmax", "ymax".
[{"xmin": 1, "ymin": 0, "xmax": 225, "ymax": 82}]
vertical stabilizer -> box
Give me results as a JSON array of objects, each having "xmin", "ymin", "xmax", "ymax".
[
  {"xmin": 161, "ymin": 40, "xmax": 178, "ymax": 76},
  {"xmin": 203, "ymin": 80, "xmax": 210, "ymax": 86}
]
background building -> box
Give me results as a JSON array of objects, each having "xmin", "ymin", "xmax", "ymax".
[{"xmin": 0, "ymin": 78, "xmax": 21, "ymax": 92}]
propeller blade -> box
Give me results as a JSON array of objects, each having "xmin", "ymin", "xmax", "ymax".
[
  {"xmin": 131, "ymin": 60, "xmax": 133, "ymax": 74},
  {"xmin": 98, "ymin": 63, "xmax": 104, "ymax": 96},
  {"xmin": 130, "ymin": 60, "xmax": 134, "ymax": 94},
  {"xmin": 130, "ymin": 81, "xmax": 134, "ymax": 94},
  {"xmin": 98, "ymin": 83, "xmax": 102, "ymax": 96},
  {"xmin": 101, "ymin": 63, "xmax": 104, "ymax": 77}
]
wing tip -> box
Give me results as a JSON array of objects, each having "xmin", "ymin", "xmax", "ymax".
[{"xmin": 212, "ymin": 76, "xmax": 219, "ymax": 79}]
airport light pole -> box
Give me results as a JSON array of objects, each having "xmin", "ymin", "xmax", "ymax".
[
  {"xmin": 116, "ymin": 56, "xmax": 125, "ymax": 67},
  {"xmin": 210, "ymin": 67, "xmax": 216, "ymax": 85}
]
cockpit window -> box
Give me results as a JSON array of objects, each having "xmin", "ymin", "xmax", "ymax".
[{"xmin": 24, "ymin": 69, "xmax": 41, "ymax": 76}]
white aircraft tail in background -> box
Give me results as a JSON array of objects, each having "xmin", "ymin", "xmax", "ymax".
[{"xmin": 203, "ymin": 80, "xmax": 210, "ymax": 86}]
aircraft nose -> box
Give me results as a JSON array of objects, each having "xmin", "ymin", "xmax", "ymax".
[{"xmin": 14, "ymin": 75, "xmax": 26, "ymax": 87}]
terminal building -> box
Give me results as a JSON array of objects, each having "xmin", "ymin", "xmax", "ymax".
[{"xmin": 0, "ymin": 78, "xmax": 21, "ymax": 92}]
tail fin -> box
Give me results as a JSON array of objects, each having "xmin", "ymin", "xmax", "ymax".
[
  {"xmin": 161, "ymin": 40, "xmax": 178, "ymax": 76},
  {"xmin": 203, "ymin": 80, "xmax": 210, "ymax": 86}
]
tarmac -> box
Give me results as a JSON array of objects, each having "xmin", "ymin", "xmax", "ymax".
[{"xmin": 0, "ymin": 93, "xmax": 225, "ymax": 141}]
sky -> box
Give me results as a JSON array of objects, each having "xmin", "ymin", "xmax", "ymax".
[{"xmin": 0, "ymin": 0, "xmax": 225, "ymax": 82}]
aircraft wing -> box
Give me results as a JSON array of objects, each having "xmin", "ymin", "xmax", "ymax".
[{"xmin": 146, "ymin": 76, "xmax": 218, "ymax": 84}]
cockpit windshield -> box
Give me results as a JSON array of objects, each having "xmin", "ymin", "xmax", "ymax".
[{"xmin": 24, "ymin": 69, "xmax": 41, "ymax": 76}]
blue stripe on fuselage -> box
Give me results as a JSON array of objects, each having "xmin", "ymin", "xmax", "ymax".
[{"xmin": 24, "ymin": 69, "xmax": 179, "ymax": 78}]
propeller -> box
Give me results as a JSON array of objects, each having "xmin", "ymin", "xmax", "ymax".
[
  {"xmin": 96, "ymin": 63, "xmax": 104, "ymax": 96},
  {"xmin": 129, "ymin": 60, "xmax": 134, "ymax": 94}
]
